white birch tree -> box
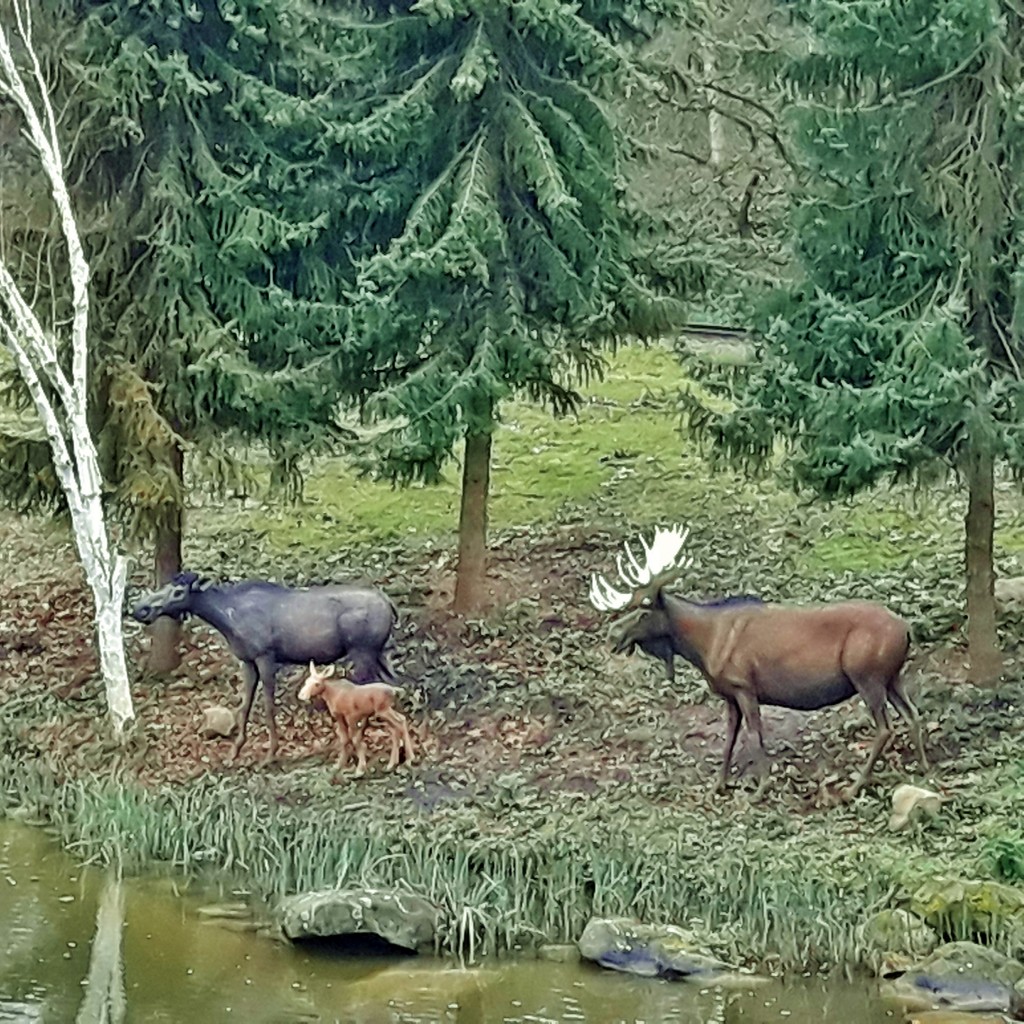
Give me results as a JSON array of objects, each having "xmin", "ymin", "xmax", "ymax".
[{"xmin": 0, "ymin": 1, "xmax": 134, "ymax": 736}]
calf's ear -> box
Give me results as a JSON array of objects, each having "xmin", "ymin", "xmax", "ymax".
[{"xmin": 324, "ymin": 664, "xmax": 336, "ymax": 678}]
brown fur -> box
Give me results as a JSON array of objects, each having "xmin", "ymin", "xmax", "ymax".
[
  {"xmin": 616, "ymin": 594, "xmax": 928, "ymax": 797},
  {"xmin": 299, "ymin": 662, "xmax": 414, "ymax": 777}
]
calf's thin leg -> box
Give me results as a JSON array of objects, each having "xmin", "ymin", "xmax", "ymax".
[
  {"xmin": 381, "ymin": 707, "xmax": 415, "ymax": 767},
  {"xmin": 334, "ymin": 719, "xmax": 351, "ymax": 769},
  {"xmin": 383, "ymin": 719, "xmax": 402, "ymax": 769},
  {"xmin": 347, "ymin": 715, "xmax": 370, "ymax": 776}
]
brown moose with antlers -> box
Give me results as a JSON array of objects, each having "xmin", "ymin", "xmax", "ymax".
[{"xmin": 590, "ymin": 526, "xmax": 929, "ymax": 798}]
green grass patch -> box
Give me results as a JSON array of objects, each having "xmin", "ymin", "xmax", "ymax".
[
  {"xmin": 194, "ymin": 341, "xmax": 1024, "ymax": 607},
  {"xmin": 201, "ymin": 344, "xmax": 693, "ymax": 558}
]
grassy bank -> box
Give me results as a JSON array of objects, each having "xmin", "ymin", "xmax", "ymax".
[
  {"xmin": 4, "ymin": 718, "xmax": 1024, "ymax": 969},
  {"xmin": 2, "ymin": 343, "xmax": 1024, "ymax": 970}
]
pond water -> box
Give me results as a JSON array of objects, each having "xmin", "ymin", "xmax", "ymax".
[{"xmin": 0, "ymin": 820, "xmax": 898, "ymax": 1023}]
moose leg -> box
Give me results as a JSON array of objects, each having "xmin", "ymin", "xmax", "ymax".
[
  {"xmin": 716, "ymin": 700, "xmax": 743, "ymax": 793},
  {"xmin": 384, "ymin": 720, "xmax": 401, "ymax": 770},
  {"xmin": 344, "ymin": 715, "xmax": 369, "ymax": 776},
  {"xmin": 353, "ymin": 725, "xmax": 369, "ymax": 777},
  {"xmin": 887, "ymin": 681, "xmax": 929, "ymax": 770},
  {"xmin": 381, "ymin": 708, "xmax": 415, "ymax": 767},
  {"xmin": 334, "ymin": 720, "xmax": 351, "ymax": 769},
  {"xmin": 735, "ymin": 690, "xmax": 772, "ymax": 797},
  {"xmin": 255, "ymin": 656, "xmax": 280, "ymax": 763},
  {"xmin": 735, "ymin": 691, "xmax": 767, "ymax": 761},
  {"xmin": 847, "ymin": 696, "xmax": 892, "ymax": 798},
  {"xmin": 230, "ymin": 661, "xmax": 260, "ymax": 761}
]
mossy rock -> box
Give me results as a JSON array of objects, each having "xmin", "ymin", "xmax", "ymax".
[
  {"xmin": 276, "ymin": 887, "xmax": 439, "ymax": 951},
  {"xmin": 858, "ymin": 908, "xmax": 938, "ymax": 959},
  {"xmin": 910, "ymin": 878, "xmax": 1024, "ymax": 939},
  {"xmin": 577, "ymin": 917, "xmax": 735, "ymax": 981}
]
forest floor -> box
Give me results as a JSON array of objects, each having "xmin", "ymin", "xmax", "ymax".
[
  {"xmin": 2, "ymin": 346, "xmax": 1024, "ymax": 968},
  {"xmin": 0, "ymin": 508, "xmax": 998, "ymax": 812}
]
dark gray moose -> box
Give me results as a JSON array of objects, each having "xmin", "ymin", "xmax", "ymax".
[{"xmin": 131, "ymin": 573, "xmax": 398, "ymax": 762}]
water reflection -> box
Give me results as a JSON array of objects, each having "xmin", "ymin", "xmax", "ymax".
[{"xmin": 1, "ymin": 821, "xmax": 894, "ymax": 1023}]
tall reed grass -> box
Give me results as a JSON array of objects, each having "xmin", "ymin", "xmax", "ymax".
[{"xmin": 5, "ymin": 754, "xmax": 1003, "ymax": 969}]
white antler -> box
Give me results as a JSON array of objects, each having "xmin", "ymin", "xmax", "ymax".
[
  {"xmin": 589, "ymin": 573, "xmax": 632, "ymax": 611},
  {"xmin": 589, "ymin": 525, "xmax": 692, "ymax": 612}
]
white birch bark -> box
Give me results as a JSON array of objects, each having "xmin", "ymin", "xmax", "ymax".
[
  {"xmin": 0, "ymin": 3, "xmax": 134, "ymax": 736},
  {"xmin": 702, "ymin": 42, "xmax": 725, "ymax": 168}
]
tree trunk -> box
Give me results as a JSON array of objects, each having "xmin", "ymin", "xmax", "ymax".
[
  {"xmin": 702, "ymin": 43, "xmax": 725, "ymax": 168},
  {"xmin": 0, "ymin": 13, "xmax": 134, "ymax": 738},
  {"xmin": 962, "ymin": 36, "xmax": 1002, "ymax": 686},
  {"xmin": 964, "ymin": 432, "xmax": 1002, "ymax": 684},
  {"xmin": 453, "ymin": 430, "xmax": 492, "ymax": 614},
  {"xmin": 146, "ymin": 446, "xmax": 184, "ymax": 674}
]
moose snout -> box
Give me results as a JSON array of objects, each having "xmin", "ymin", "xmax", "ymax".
[
  {"xmin": 130, "ymin": 602, "xmax": 158, "ymax": 624},
  {"xmin": 610, "ymin": 633, "xmax": 635, "ymax": 655}
]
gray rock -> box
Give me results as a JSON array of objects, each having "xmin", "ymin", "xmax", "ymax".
[
  {"xmin": 888, "ymin": 784, "xmax": 942, "ymax": 831},
  {"xmin": 277, "ymin": 887, "xmax": 439, "ymax": 952},
  {"xmin": 858, "ymin": 908, "xmax": 938, "ymax": 962},
  {"xmin": 879, "ymin": 941, "xmax": 1024, "ymax": 1016},
  {"xmin": 199, "ymin": 706, "xmax": 237, "ymax": 738},
  {"xmin": 915, "ymin": 941, "xmax": 1024, "ymax": 987},
  {"xmin": 577, "ymin": 917, "xmax": 737, "ymax": 981}
]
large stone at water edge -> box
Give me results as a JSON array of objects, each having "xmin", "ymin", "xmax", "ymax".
[
  {"xmin": 858, "ymin": 908, "xmax": 938, "ymax": 962},
  {"xmin": 277, "ymin": 888, "xmax": 439, "ymax": 951},
  {"xmin": 577, "ymin": 918, "xmax": 737, "ymax": 981},
  {"xmin": 879, "ymin": 940, "xmax": 1024, "ymax": 1016}
]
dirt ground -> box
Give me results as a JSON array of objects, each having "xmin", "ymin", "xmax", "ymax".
[{"xmin": 0, "ymin": 515, "xmax": 1006, "ymax": 817}]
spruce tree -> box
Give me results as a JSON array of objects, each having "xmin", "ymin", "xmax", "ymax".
[
  {"xmin": 334, "ymin": 0, "xmax": 696, "ymax": 611},
  {"xmin": 688, "ymin": 0, "xmax": 1024, "ymax": 681},
  {"xmin": 0, "ymin": 0, "xmax": 369, "ymax": 667}
]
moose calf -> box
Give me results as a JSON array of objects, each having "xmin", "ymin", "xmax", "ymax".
[{"xmin": 299, "ymin": 662, "xmax": 415, "ymax": 777}]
